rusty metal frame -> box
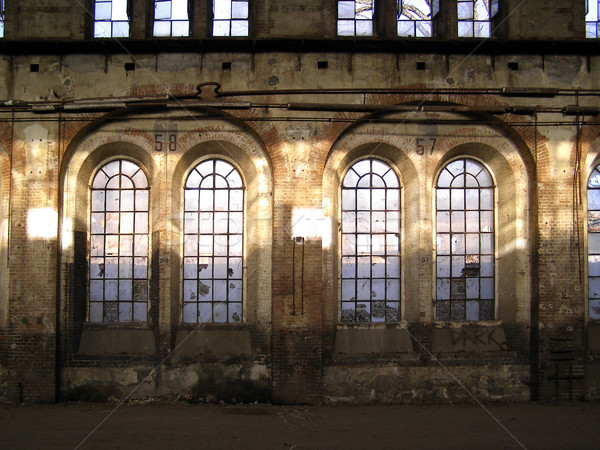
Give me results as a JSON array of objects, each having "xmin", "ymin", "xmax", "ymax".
[
  {"xmin": 88, "ymin": 159, "xmax": 150, "ymax": 323},
  {"xmin": 435, "ymin": 158, "xmax": 495, "ymax": 321},
  {"xmin": 340, "ymin": 158, "xmax": 401, "ymax": 323},
  {"xmin": 182, "ymin": 158, "xmax": 244, "ymax": 324}
]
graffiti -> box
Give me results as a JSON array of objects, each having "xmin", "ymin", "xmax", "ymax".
[{"xmin": 449, "ymin": 327, "xmax": 509, "ymax": 350}]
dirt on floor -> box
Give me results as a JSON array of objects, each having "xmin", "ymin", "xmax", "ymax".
[{"xmin": 1, "ymin": 401, "xmax": 599, "ymax": 449}]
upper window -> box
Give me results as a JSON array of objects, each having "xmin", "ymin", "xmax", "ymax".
[
  {"xmin": 587, "ymin": 0, "xmax": 600, "ymax": 38},
  {"xmin": 89, "ymin": 160, "xmax": 149, "ymax": 323},
  {"xmin": 337, "ymin": 0, "xmax": 374, "ymax": 36},
  {"xmin": 94, "ymin": 0, "xmax": 129, "ymax": 38},
  {"xmin": 397, "ymin": 0, "xmax": 438, "ymax": 37},
  {"xmin": 588, "ymin": 166, "xmax": 600, "ymax": 319},
  {"xmin": 457, "ymin": 0, "xmax": 498, "ymax": 38},
  {"xmin": 0, "ymin": 0, "xmax": 5, "ymax": 38},
  {"xmin": 435, "ymin": 159, "xmax": 494, "ymax": 321},
  {"xmin": 153, "ymin": 0, "xmax": 190, "ymax": 37},
  {"xmin": 212, "ymin": 0, "xmax": 249, "ymax": 36},
  {"xmin": 182, "ymin": 159, "xmax": 244, "ymax": 324},
  {"xmin": 340, "ymin": 159, "xmax": 401, "ymax": 323}
]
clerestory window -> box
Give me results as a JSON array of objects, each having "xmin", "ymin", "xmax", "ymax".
[
  {"xmin": 340, "ymin": 159, "xmax": 401, "ymax": 323},
  {"xmin": 587, "ymin": 0, "xmax": 600, "ymax": 38},
  {"xmin": 89, "ymin": 160, "xmax": 149, "ymax": 323},
  {"xmin": 337, "ymin": 0, "xmax": 374, "ymax": 36},
  {"xmin": 93, "ymin": 0, "xmax": 130, "ymax": 38},
  {"xmin": 397, "ymin": 0, "xmax": 438, "ymax": 37},
  {"xmin": 435, "ymin": 159, "xmax": 495, "ymax": 321},
  {"xmin": 153, "ymin": 0, "xmax": 190, "ymax": 37},
  {"xmin": 182, "ymin": 159, "xmax": 244, "ymax": 323},
  {"xmin": 457, "ymin": 0, "xmax": 498, "ymax": 38},
  {"xmin": 588, "ymin": 165, "xmax": 600, "ymax": 319},
  {"xmin": 212, "ymin": 0, "xmax": 249, "ymax": 36},
  {"xmin": 0, "ymin": 0, "xmax": 4, "ymax": 38}
]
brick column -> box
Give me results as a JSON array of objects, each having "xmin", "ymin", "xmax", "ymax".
[{"xmin": 7, "ymin": 122, "xmax": 59, "ymax": 403}]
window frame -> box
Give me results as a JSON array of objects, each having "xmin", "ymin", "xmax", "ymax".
[
  {"xmin": 152, "ymin": 0, "xmax": 191, "ymax": 37},
  {"xmin": 587, "ymin": 164, "xmax": 600, "ymax": 320},
  {"xmin": 92, "ymin": 0, "xmax": 131, "ymax": 38},
  {"xmin": 181, "ymin": 158, "xmax": 245, "ymax": 324},
  {"xmin": 397, "ymin": 0, "xmax": 437, "ymax": 38},
  {"xmin": 88, "ymin": 158, "xmax": 151, "ymax": 324},
  {"xmin": 337, "ymin": 0, "xmax": 375, "ymax": 37},
  {"xmin": 211, "ymin": 0, "xmax": 250, "ymax": 37},
  {"xmin": 0, "ymin": 0, "xmax": 5, "ymax": 39},
  {"xmin": 587, "ymin": 0, "xmax": 600, "ymax": 38},
  {"xmin": 339, "ymin": 157, "xmax": 402, "ymax": 324},
  {"xmin": 434, "ymin": 157, "xmax": 496, "ymax": 322},
  {"xmin": 457, "ymin": 0, "xmax": 498, "ymax": 38}
]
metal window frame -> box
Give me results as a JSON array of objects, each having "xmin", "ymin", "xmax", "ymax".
[
  {"xmin": 457, "ymin": 0, "xmax": 497, "ymax": 38},
  {"xmin": 340, "ymin": 158, "xmax": 401, "ymax": 323},
  {"xmin": 93, "ymin": 0, "xmax": 130, "ymax": 38},
  {"xmin": 586, "ymin": 0, "xmax": 600, "ymax": 38},
  {"xmin": 153, "ymin": 0, "xmax": 191, "ymax": 37},
  {"xmin": 182, "ymin": 158, "xmax": 245, "ymax": 324},
  {"xmin": 212, "ymin": 0, "xmax": 249, "ymax": 37},
  {"xmin": 397, "ymin": 0, "xmax": 433, "ymax": 38},
  {"xmin": 337, "ymin": 0, "xmax": 374, "ymax": 37},
  {"xmin": 435, "ymin": 158, "xmax": 495, "ymax": 321},
  {"xmin": 587, "ymin": 165, "xmax": 600, "ymax": 319},
  {"xmin": 88, "ymin": 159, "xmax": 150, "ymax": 323}
]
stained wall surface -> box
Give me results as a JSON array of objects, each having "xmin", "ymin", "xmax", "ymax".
[{"xmin": 0, "ymin": 0, "xmax": 598, "ymax": 403}]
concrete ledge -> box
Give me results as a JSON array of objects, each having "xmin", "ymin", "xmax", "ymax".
[
  {"xmin": 432, "ymin": 326, "xmax": 508, "ymax": 352},
  {"xmin": 174, "ymin": 329, "xmax": 252, "ymax": 356},
  {"xmin": 334, "ymin": 328, "xmax": 413, "ymax": 354},
  {"xmin": 78, "ymin": 329, "xmax": 156, "ymax": 355}
]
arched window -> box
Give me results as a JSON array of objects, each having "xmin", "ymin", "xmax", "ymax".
[
  {"xmin": 89, "ymin": 160, "xmax": 149, "ymax": 323},
  {"xmin": 183, "ymin": 159, "xmax": 244, "ymax": 323},
  {"xmin": 588, "ymin": 165, "xmax": 600, "ymax": 319},
  {"xmin": 340, "ymin": 159, "xmax": 401, "ymax": 322},
  {"xmin": 435, "ymin": 158, "xmax": 494, "ymax": 321}
]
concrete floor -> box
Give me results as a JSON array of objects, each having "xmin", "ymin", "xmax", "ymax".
[{"xmin": 1, "ymin": 401, "xmax": 599, "ymax": 449}]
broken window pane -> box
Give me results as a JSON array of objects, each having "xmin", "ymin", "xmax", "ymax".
[
  {"xmin": 213, "ymin": 1, "xmax": 249, "ymax": 36},
  {"xmin": 397, "ymin": 0, "xmax": 434, "ymax": 38},
  {"xmin": 153, "ymin": 0, "xmax": 190, "ymax": 37},
  {"xmin": 341, "ymin": 159, "xmax": 400, "ymax": 322},
  {"xmin": 436, "ymin": 158, "xmax": 494, "ymax": 321},
  {"xmin": 183, "ymin": 159, "xmax": 244, "ymax": 323},
  {"xmin": 89, "ymin": 160, "xmax": 149, "ymax": 323},
  {"xmin": 94, "ymin": 1, "xmax": 131, "ymax": 38}
]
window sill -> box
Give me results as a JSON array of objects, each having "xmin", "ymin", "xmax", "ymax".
[
  {"xmin": 173, "ymin": 327, "xmax": 252, "ymax": 357},
  {"xmin": 78, "ymin": 327, "xmax": 156, "ymax": 355}
]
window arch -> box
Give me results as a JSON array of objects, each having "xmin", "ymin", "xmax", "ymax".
[
  {"xmin": 89, "ymin": 159, "xmax": 149, "ymax": 323},
  {"xmin": 182, "ymin": 159, "xmax": 244, "ymax": 323},
  {"xmin": 435, "ymin": 158, "xmax": 494, "ymax": 321},
  {"xmin": 340, "ymin": 158, "xmax": 401, "ymax": 323},
  {"xmin": 588, "ymin": 165, "xmax": 600, "ymax": 319}
]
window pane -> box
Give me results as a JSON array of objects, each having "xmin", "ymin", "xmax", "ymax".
[
  {"xmin": 184, "ymin": 160, "xmax": 244, "ymax": 323},
  {"xmin": 341, "ymin": 159, "xmax": 400, "ymax": 322},
  {"xmin": 436, "ymin": 159, "xmax": 494, "ymax": 321},
  {"xmin": 89, "ymin": 160, "xmax": 148, "ymax": 323}
]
